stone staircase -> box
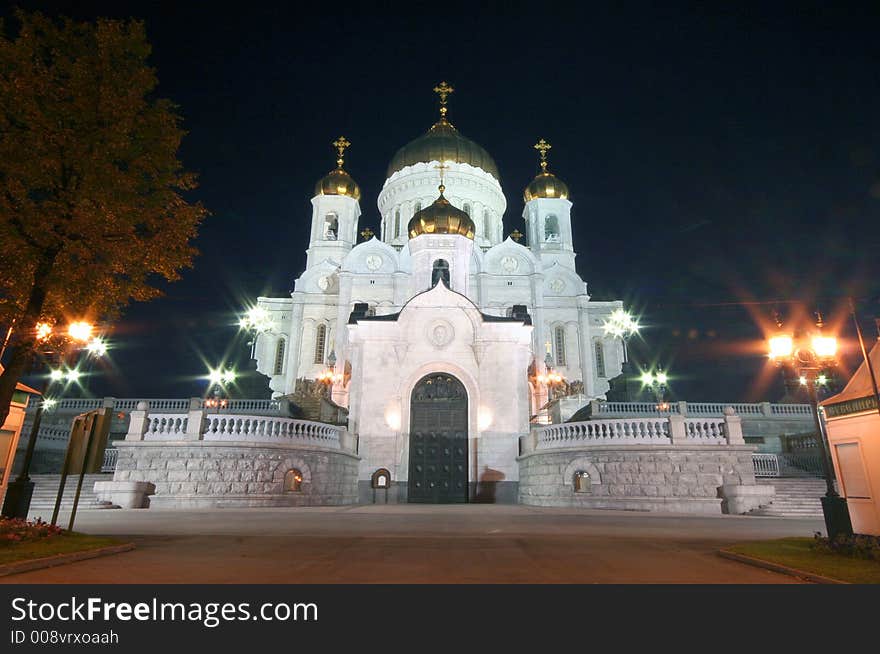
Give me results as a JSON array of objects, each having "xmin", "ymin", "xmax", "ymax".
[
  {"xmin": 24, "ymin": 474, "xmax": 118, "ymax": 518},
  {"xmin": 750, "ymin": 478, "xmax": 826, "ymax": 518}
]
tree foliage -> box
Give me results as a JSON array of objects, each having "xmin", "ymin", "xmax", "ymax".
[{"xmin": 0, "ymin": 10, "xmax": 207, "ymax": 427}]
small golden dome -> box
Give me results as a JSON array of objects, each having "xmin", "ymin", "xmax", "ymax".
[
  {"xmin": 524, "ymin": 172, "xmax": 569, "ymax": 202},
  {"xmin": 523, "ymin": 138, "xmax": 569, "ymax": 203},
  {"xmin": 315, "ymin": 168, "xmax": 361, "ymax": 201},
  {"xmin": 314, "ymin": 135, "xmax": 361, "ymax": 201},
  {"xmin": 408, "ymin": 185, "xmax": 475, "ymax": 239}
]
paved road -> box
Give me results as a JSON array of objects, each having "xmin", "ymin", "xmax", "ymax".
[{"xmin": 5, "ymin": 505, "xmax": 822, "ymax": 583}]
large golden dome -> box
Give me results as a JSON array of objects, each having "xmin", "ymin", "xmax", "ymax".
[
  {"xmin": 388, "ymin": 118, "xmax": 499, "ymax": 180},
  {"xmin": 314, "ymin": 135, "xmax": 361, "ymax": 201},
  {"xmin": 408, "ymin": 185, "xmax": 475, "ymax": 239},
  {"xmin": 524, "ymin": 172, "xmax": 569, "ymax": 202}
]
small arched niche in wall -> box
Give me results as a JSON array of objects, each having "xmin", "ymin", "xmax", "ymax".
[
  {"xmin": 371, "ymin": 468, "xmax": 391, "ymax": 489},
  {"xmin": 284, "ymin": 468, "xmax": 304, "ymax": 492},
  {"xmin": 573, "ymin": 470, "xmax": 591, "ymax": 493}
]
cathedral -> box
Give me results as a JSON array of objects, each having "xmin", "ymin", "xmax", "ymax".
[{"xmin": 248, "ymin": 83, "xmax": 626, "ymax": 503}]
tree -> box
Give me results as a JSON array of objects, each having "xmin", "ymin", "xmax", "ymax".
[{"xmin": 0, "ymin": 10, "xmax": 207, "ymax": 427}]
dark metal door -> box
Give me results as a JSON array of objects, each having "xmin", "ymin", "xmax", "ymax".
[{"xmin": 408, "ymin": 373, "xmax": 468, "ymax": 503}]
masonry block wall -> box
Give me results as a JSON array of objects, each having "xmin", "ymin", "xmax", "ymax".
[{"xmin": 517, "ymin": 445, "xmax": 762, "ymax": 514}]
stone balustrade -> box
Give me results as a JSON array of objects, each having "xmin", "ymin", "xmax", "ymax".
[
  {"xmin": 593, "ymin": 400, "xmax": 810, "ymax": 418},
  {"xmin": 203, "ymin": 415, "xmax": 343, "ymax": 448},
  {"xmin": 523, "ymin": 408, "xmax": 744, "ymax": 454},
  {"xmin": 125, "ymin": 399, "xmax": 352, "ymax": 452}
]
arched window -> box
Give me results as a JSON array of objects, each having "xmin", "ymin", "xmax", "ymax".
[
  {"xmin": 284, "ymin": 469, "xmax": 303, "ymax": 492},
  {"xmin": 273, "ymin": 338, "xmax": 285, "ymax": 375},
  {"xmin": 554, "ymin": 325, "xmax": 566, "ymax": 366},
  {"xmin": 595, "ymin": 340, "xmax": 606, "ymax": 378},
  {"xmin": 414, "ymin": 201, "xmax": 422, "ymax": 214},
  {"xmin": 545, "ymin": 214, "xmax": 560, "ymax": 241},
  {"xmin": 463, "ymin": 203, "xmax": 471, "ymax": 217},
  {"xmin": 314, "ymin": 324, "xmax": 327, "ymax": 364},
  {"xmin": 483, "ymin": 209, "xmax": 490, "ymax": 238},
  {"xmin": 574, "ymin": 470, "xmax": 591, "ymax": 493},
  {"xmin": 324, "ymin": 212, "xmax": 338, "ymax": 240},
  {"xmin": 432, "ymin": 259, "xmax": 450, "ymax": 288},
  {"xmin": 394, "ymin": 209, "xmax": 401, "ymax": 237}
]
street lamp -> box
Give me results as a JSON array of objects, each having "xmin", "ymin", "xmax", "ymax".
[
  {"xmin": 536, "ymin": 349, "xmax": 567, "ymax": 401},
  {"xmin": 639, "ymin": 369, "xmax": 669, "ymax": 408},
  {"xmin": 602, "ymin": 308, "xmax": 640, "ymax": 364},
  {"xmin": 2, "ymin": 319, "xmax": 97, "ymax": 519},
  {"xmin": 239, "ymin": 306, "xmax": 275, "ymax": 358},
  {"xmin": 768, "ymin": 315, "xmax": 852, "ymax": 539},
  {"xmin": 205, "ymin": 367, "xmax": 236, "ymax": 408}
]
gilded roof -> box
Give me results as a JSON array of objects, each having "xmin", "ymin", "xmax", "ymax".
[
  {"xmin": 407, "ymin": 186, "xmax": 475, "ymax": 239},
  {"xmin": 388, "ymin": 119, "xmax": 499, "ymax": 180},
  {"xmin": 524, "ymin": 172, "xmax": 570, "ymax": 202}
]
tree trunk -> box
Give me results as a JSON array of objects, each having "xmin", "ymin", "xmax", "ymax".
[{"xmin": 0, "ymin": 249, "xmax": 59, "ymax": 427}]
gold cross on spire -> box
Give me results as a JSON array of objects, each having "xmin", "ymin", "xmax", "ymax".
[
  {"xmin": 434, "ymin": 160, "xmax": 450, "ymax": 194},
  {"xmin": 433, "ymin": 81, "xmax": 454, "ymax": 121},
  {"xmin": 534, "ymin": 139, "xmax": 551, "ymax": 173},
  {"xmin": 332, "ymin": 135, "xmax": 351, "ymax": 168}
]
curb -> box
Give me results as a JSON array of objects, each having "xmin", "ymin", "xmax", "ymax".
[
  {"xmin": 0, "ymin": 543, "xmax": 136, "ymax": 578},
  {"xmin": 718, "ymin": 549, "xmax": 848, "ymax": 584}
]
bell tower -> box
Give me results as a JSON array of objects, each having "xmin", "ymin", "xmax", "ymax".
[
  {"xmin": 306, "ymin": 136, "xmax": 362, "ymax": 269},
  {"xmin": 522, "ymin": 139, "xmax": 576, "ymax": 270}
]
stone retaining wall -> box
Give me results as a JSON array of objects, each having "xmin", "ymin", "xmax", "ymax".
[
  {"xmin": 113, "ymin": 441, "xmax": 359, "ymax": 508},
  {"xmin": 518, "ymin": 444, "xmax": 771, "ymax": 514}
]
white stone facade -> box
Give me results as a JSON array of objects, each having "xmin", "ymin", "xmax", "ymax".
[{"xmin": 248, "ymin": 124, "xmax": 628, "ymax": 501}]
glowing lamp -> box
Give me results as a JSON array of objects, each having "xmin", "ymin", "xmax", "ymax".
[
  {"xmin": 67, "ymin": 321, "xmax": 93, "ymax": 343},
  {"xmin": 49, "ymin": 369, "xmax": 64, "ymax": 381},
  {"xmin": 35, "ymin": 322, "xmax": 53, "ymax": 341},
  {"xmin": 86, "ymin": 338, "xmax": 107, "ymax": 356},
  {"xmin": 66, "ymin": 369, "xmax": 81, "ymax": 383},
  {"xmin": 768, "ymin": 334, "xmax": 794, "ymax": 359},
  {"xmin": 655, "ymin": 372, "xmax": 668, "ymax": 385},
  {"xmin": 640, "ymin": 371, "xmax": 655, "ymax": 385},
  {"xmin": 811, "ymin": 335, "xmax": 837, "ymax": 359}
]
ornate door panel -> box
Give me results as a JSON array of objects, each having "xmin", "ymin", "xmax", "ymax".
[{"xmin": 408, "ymin": 374, "xmax": 468, "ymax": 503}]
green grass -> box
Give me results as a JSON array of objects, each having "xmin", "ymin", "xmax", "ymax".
[
  {"xmin": 0, "ymin": 534, "xmax": 125, "ymax": 566},
  {"xmin": 727, "ymin": 537, "xmax": 880, "ymax": 584}
]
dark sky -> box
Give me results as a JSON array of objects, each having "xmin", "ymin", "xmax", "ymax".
[{"xmin": 9, "ymin": 1, "xmax": 880, "ymax": 402}]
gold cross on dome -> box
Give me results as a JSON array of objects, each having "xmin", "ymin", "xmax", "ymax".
[
  {"xmin": 360, "ymin": 226, "xmax": 374, "ymax": 241},
  {"xmin": 433, "ymin": 81, "xmax": 454, "ymax": 120},
  {"xmin": 434, "ymin": 160, "xmax": 450, "ymax": 193},
  {"xmin": 534, "ymin": 138, "xmax": 551, "ymax": 172},
  {"xmin": 332, "ymin": 136, "xmax": 351, "ymax": 168}
]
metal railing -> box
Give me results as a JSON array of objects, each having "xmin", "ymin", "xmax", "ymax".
[{"xmin": 752, "ymin": 453, "xmax": 780, "ymax": 477}]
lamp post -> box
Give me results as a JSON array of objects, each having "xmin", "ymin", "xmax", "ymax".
[
  {"xmin": 205, "ymin": 368, "xmax": 236, "ymax": 409},
  {"xmin": 239, "ymin": 306, "xmax": 275, "ymax": 359},
  {"xmin": 2, "ymin": 320, "xmax": 98, "ymax": 519},
  {"xmin": 768, "ymin": 316, "xmax": 852, "ymax": 539},
  {"xmin": 537, "ymin": 350, "xmax": 566, "ymax": 403},
  {"xmin": 603, "ymin": 309, "xmax": 641, "ymax": 401},
  {"xmin": 639, "ymin": 369, "xmax": 669, "ymax": 408}
]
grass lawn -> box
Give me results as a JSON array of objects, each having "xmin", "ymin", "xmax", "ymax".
[
  {"xmin": 726, "ymin": 537, "xmax": 880, "ymax": 584},
  {"xmin": 0, "ymin": 533, "xmax": 125, "ymax": 566}
]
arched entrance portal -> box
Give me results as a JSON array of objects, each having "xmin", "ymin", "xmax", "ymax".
[{"xmin": 408, "ymin": 373, "xmax": 468, "ymax": 503}]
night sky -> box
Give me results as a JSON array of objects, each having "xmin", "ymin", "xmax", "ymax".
[{"xmin": 8, "ymin": 1, "xmax": 880, "ymax": 403}]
